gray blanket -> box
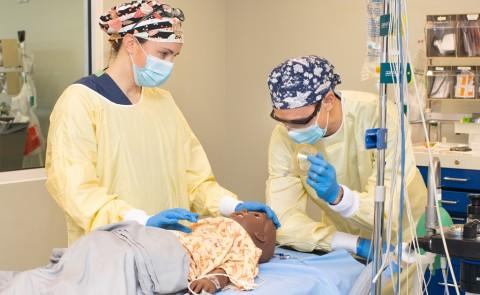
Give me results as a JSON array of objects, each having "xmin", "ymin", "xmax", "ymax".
[{"xmin": 0, "ymin": 221, "xmax": 190, "ymax": 295}]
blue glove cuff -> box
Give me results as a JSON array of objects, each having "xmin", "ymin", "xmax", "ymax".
[
  {"xmin": 325, "ymin": 184, "xmax": 341, "ymax": 204},
  {"xmin": 146, "ymin": 217, "xmax": 155, "ymax": 227},
  {"xmin": 356, "ymin": 238, "xmax": 393, "ymax": 261},
  {"xmin": 356, "ymin": 238, "xmax": 368, "ymax": 257}
]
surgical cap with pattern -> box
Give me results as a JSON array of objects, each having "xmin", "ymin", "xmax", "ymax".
[
  {"xmin": 267, "ymin": 56, "xmax": 342, "ymax": 109},
  {"xmin": 99, "ymin": 0, "xmax": 184, "ymax": 43}
]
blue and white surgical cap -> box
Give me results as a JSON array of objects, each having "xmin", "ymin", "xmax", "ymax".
[{"xmin": 267, "ymin": 56, "xmax": 341, "ymax": 109}]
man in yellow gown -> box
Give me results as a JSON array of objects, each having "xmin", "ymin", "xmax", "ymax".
[{"xmin": 265, "ymin": 56, "xmax": 426, "ymax": 292}]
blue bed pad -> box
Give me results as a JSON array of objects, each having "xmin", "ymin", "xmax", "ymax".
[{"xmin": 218, "ymin": 248, "xmax": 365, "ymax": 295}]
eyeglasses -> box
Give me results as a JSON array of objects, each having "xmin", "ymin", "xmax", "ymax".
[
  {"xmin": 270, "ymin": 101, "xmax": 322, "ymax": 125},
  {"xmin": 131, "ymin": 4, "xmax": 185, "ymax": 33}
]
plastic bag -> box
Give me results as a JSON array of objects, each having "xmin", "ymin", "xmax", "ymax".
[
  {"xmin": 10, "ymin": 80, "xmax": 44, "ymax": 158},
  {"xmin": 361, "ymin": 0, "xmax": 384, "ymax": 81}
]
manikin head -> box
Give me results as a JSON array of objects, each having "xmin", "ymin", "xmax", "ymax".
[{"xmin": 230, "ymin": 211, "xmax": 276, "ymax": 263}]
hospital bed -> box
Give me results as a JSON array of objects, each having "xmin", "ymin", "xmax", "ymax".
[{"xmin": 218, "ymin": 247, "xmax": 365, "ymax": 295}]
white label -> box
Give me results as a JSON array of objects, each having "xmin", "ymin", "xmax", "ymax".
[
  {"xmin": 297, "ymin": 153, "xmax": 308, "ymax": 161},
  {"xmin": 458, "ymin": 67, "xmax": 472, "ymax": 70},
  {"xmin": 467, "ymin": 14, "xmax": 479, "ymax": 21},
  {"xmin": 435, "ymin": 67, "xmax": 445, "ymax": 71},
  {"xmin": 437, "ymin": 16, "xmax": 447, "ymax": 21},
  {"xmin": 375, "ymin": 186, "xmax": 385, "ymax": 202}
]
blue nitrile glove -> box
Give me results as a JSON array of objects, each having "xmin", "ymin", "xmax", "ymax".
[
  {"xmin": 146, "ymin": 208, "xmax": 199, "ymax": 233},
  {"xmin": 235, "ymin": 202, "xmax": 281, "ymax": 229},
  {"xmin": 356, "ymin": 238, "xmax": 395, "ymax": 262},
  {"xmin": 306, "ymin": 154, "xmax": 341, "ymax": 204},
  {"xmin": 384, "ymin": 260, "xmax": 401, "ymax": 279}
]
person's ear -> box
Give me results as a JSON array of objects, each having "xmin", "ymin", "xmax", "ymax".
[
  {"xmin": 321, "ymin": 91, "xmax": 336, "ymax": 113},
  {"xmin": 123, "ymin": 34, "xmax": 137, "ymax": 55},
  {"xmin": 254, "ymin": 231, "xmax": 266, "ymax": 243}
]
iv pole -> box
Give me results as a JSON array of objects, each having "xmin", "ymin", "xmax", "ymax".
[
  {"xmin": 371, "ymin": 0, "xmax": 390, "ymax": 293},
  {"xmin": 371, "ymin": 0, "xmax": 408, "ymax": 293}
]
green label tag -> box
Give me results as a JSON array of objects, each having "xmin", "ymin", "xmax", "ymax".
[
  {"xmin": 380, "ymin": 63, "xmax": 395, "ymax": 84},
  {"xmin": 380, "ymin": 63, "xmax": 412, "ymax": 84},
  {"xmin": 380, "ymin": 14, "xmax": 391, "ymax": 36},
  {"xmin": 406, "ymin": 63, "xmax": 412, "ymax": 83}
]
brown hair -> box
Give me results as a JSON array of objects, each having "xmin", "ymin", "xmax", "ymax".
[{"xmin": 109, "ymin": 36, "xmax": 147, "ymax": 53}]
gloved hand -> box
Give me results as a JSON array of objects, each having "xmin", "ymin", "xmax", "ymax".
[
  {"xmin": 146, "ymin": 208, "xmax": 199, "ymax": 233},
  {"xmin": 356, "ymin": 238, "xmax": 395, "ymax": 262},
  {"xmin": 306, "ymin": 154, "xmax": 341, "ymax": 204},
  {"xmin": 235, "ymin": 202, "xmax": 281, "ymax": 229}
]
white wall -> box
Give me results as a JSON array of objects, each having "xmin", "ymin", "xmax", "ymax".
[
  {"xmin": 164, "ymin": 0, "xmax": 229, "ymax": 183},
  {"xmin": 0, "ymin": 172, "xmax": 66, "ymax": 271}
]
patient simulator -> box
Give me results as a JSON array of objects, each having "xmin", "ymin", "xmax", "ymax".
[
  {"xmin": 0, "ymin": 211, "xmax": 276, "ymax": 295},
  {"xmin": 0, "ymin": 210, "xmax": 365, "ymax": 295}
]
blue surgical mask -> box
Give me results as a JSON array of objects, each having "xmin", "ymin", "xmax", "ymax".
[
  {"xmin": 288, "ymin": 112, "xmax": 329, "ymax": 145},
  {"xmin": 130, "ymin": 43, "xmax": 173, "ymax": 87}
]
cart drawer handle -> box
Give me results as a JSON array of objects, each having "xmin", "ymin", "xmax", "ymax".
[
  {"xmin": 443, "ymin": 177, "xmax": 468, "ymax": 182},
  {"xmin": 440, "ymin": 200, "xmax": 458, "ymax": 205},
  {"xmin": 437, "ymin": 282, "xmax": 457, "ymax": 288}
]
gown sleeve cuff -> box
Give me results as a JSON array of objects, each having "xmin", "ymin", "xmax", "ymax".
[
  {"xmin": 331, "ymin": 231, "xmax": 359, "ymax": 254},
  {"xmin": 122, "ymin": 209, "xmax": 151, "ymax": 225},
  {"xmin": 219, "ymin": 195, "xmax": 242, "ymax": 216},
  {"xmin": 328, "ymin": 185, "xmax": 359, "ymax": 218}
]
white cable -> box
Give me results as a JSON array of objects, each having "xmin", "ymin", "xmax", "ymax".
[
  {"xmin": 405, "ymin": 180, "xmax": 432, "ymax": 293},
  {"xmin": 405, "ymin": 31, "xmax": 461, "ymax": 295},
  {"xmin": 401, "ymin": 2, "xmax": 440, "ymax": 292},
  {"xmin": 398, "ymin": 41, "xmax": 434, "ymax": 295},
  {"xmin": 425, "ymin": 264, "xmax": 434, "ymax": 291},
  {"xmin": 371, "ymin": 1, "xmax": 398, "ymax": 281},
  {"xmin": 403, "ymin": 24, "xmax": 461, "ymax": 293},
  {"xmin": 370, "ymin": 2, "xmax": 435, "ymax": 292},
  {"xmin": 400, "ymin": 1, "xmax": 432, "ymax": 291},
  {"xmin": 440, "ymin": 257, "xmax": 451, "ymax": 295},
  {"xmin": 371, "ymin": 1, "xmax": 405, "ymax": 283},
  {"xmin": 377, "ymin": 1, "xmax": 460, "ymax": 293}
]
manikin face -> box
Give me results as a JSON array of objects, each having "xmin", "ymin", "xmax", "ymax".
[{"xmin": 230, "ymin": 211, "xmax": 276, "ymax": 263}]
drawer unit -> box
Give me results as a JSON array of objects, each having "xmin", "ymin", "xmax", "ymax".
[
  {"xmin": 442, "ymin": 168, "xmax": 480, "ymax": 191},
  {"xmin": 418, "ymin": 166, "xmax": 480, "ymax": 192},
  {"xmin": 418, "ymin": 166, "xmax": 478, "ymax": 294},
  {"xmin": 426, "ymin": 258, "xmax": 464, "ymax": 295},
  {"xmin": 441, "ymin": 190, "xmax": 471, "ymax": 216},
  {"xmin": 418, "ymin": 166, "xmax": 480, "ymax": 222}
]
